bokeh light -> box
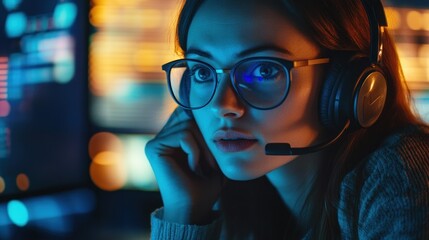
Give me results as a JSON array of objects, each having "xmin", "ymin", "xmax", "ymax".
[
  {"xmin": 88, "ymin": 132, "xmax": 123, "ymax": 159},
  {"xmin": 0, "ymin": 189, "xmax": 96, "ymax": 231},
  {"xmin": 424, "ymin": 12, "xmax": 429, "ymax": 31},
  {"xmin": 121, "ymin": 135, "xmax": 158, "ymax": 191},
  {"xmin": 2, "ymin": 0, "xmax": 22, "ymax": 11},
  {"xmin": 53, "ymin": 2, "xmax": 77, "ymax": 29},
  {"xmin": 0, "ymin": 101, "xmax": 10, "ymax": 117},
  {"xmin": 88, "ymin": 132, "xmax": 159, "ymax": 191},
  {"xmin": 0, "ymin": 176, "xmax": 5, "ymax": 193},
  {"xmin": 7, "ymin": 200, "xmax": 29, "ymax": 227},
  {"xmin": 5, "ymin": 12, "xmax": 27, "ymax": 38},
  {"xmin": 419, "ymin": 44, "xmax": 429, "ymax": 81},
  {"xmin": 90, "ymin": 151, "xmax": 127, "ymax": 191},
  {"xmin": 16, "ymin": 173, "xmax": 30, "ymax": 191},
  {"xmin": 406, "ymin": 10, "xmax": 423, "ymax": 31},
  {"xmin": 53, "ymin": 52, "xmax": 75, "ymax": 84},
  {"xmin": 88, "ymin": 0, "xmax": 178, "ymax": 97},
  {"xmin": 0, "ymin": 56, "xmax": 7, "ymax": 106}
]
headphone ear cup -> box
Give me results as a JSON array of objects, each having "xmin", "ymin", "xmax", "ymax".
[
  {"xmin": 319, "ymin": 54, "xmax": 387, "ymax": 130},
  {"xmin": 319, "ymin": 56, "xmax": 346, "ymax": 130},
  {"xmin": 354, "ymin": 65, "xmax": 387, "ymax": 128}
]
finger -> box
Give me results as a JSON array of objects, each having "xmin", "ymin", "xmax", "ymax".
[
  {"xmin": 155, "ymin": 120, "xmax": 195, "ymax": 141},
  {"xmin": 179, "ymin": 134, "xmax": 202, "ymax": 175},
  {"xmin": 151, "ymin": 113, "xmax": 220, "ymax": 176},
  {"xmin": 151, "ymin": 122, "xmax": 215, "ymax": 177},
  {"xmin": 148, "ymin": 123, "xmax": 202, "ymax": 164},
  {"xmin": 157, "ymin": 108, "xmax": 193, "ymax": 138},
  {"xmin": 186, "ymin": 122, "xmax": 219, "ymax": 175},
  {"xmin": 163, "ymin": 107, "xmax": 192, "ymax": 129},
  {"xmin": 153, "ymin": 124, "xmax": 204, "ymax": 175},
  {"xmin": 169, "ymin": 119, "xmax": 219, "ymax": 175},
  {"xmin": 145, "ymin": 137, "xmax": 190, "ymax": 183}
]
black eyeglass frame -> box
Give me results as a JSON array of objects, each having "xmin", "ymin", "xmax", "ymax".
[{"xmin": 162, "ymin": 56, "xmax": 330, "ymax": 110}]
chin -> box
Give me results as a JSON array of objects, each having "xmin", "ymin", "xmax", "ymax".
[
  {"xmin": 222, "ymin": 170, "xmax": 263, "ymax": 181},
  {"xmin": 216, "ymin": 157, "xmax": 268, "ymax": 181}
]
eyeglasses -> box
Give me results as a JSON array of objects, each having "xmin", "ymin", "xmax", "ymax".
[{"xmin": 162, "ymin": 57, "xmax": 330, "ymax": 110}]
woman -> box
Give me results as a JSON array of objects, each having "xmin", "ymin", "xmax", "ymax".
[{"xmin": 145, "ymin": 0, "xmax": 429, "ymax": 239}]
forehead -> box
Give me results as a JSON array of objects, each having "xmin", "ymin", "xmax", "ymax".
[{"xmin": 186, "ymin": 0, "xmax": 320, "ymax": 60}]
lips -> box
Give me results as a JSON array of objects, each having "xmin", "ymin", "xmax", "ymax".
[{"xmin": 213, "ymin": 130, "xmax": 258, "ymax": 152}]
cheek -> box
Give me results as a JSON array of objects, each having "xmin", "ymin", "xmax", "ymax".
[
  {"xmin": 192, "ymin": 110, "xmax": 211, "ymax": 136},
  {"xmin": 256, "ymin": 66, "xmax": 326, "ymax": 142},
  {"xmin": 289, "ymin": 68, "xmax": 322, "ymax": 120},
  {"xmin": 192, "ymin": 109, "xmax": 220, "ymax": 153}
]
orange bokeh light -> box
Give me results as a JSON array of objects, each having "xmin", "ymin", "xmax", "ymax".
[
  {"xmin": 407, "ymin": 10, "xmax": 423, "ymax": 31},
  {"xmin": 88, "ymin": 132, "xmax": 123, "ymax": 159},
  {"xmin": 16, "ymin": 173, "xmax": 30, "ymax": 191},
  {"xmin": 0, "ymin": 176, "xmax": 5, "ymax": 193},
  {"xmin": 90, "ymin": 151, "xmax": 127, "ymax": 191}
]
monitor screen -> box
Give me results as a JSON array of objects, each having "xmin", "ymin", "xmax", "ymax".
[{"xmin": 0, "ymin": 0, "xmax": 90, "ymax": 200}]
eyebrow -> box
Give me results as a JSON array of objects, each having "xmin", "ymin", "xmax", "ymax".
[
  {"xmin": 186, "ymin": 48, "xmax": 212, "ymax": 58},
  {"xmin": 186, "ymin": 44, "xmax": 293, "ymax": 59}
]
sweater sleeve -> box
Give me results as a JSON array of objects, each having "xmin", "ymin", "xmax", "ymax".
[
  {"xmin": 338, "ymin": 127, "xmax": 429, "ymax": 239},
  {"xmin": 358, "ymin": 151, "xmax": 429, "ymax": 239},
  {"xmin": 150, "ymin": 208, "xmax": 223, "ymax": 240}
]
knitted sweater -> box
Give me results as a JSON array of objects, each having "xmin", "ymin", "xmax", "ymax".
[{"xmin": 151, "ymin": 125, "xmax": 429, "ymax": 239}]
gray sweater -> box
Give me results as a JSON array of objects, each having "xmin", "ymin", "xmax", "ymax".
[{"xmin": 151, "ymin": 125, "xmax": 429, "ymax": 239}]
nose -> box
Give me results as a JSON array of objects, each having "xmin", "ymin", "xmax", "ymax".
[{"xmin": 210, "ymin": 74, "xmax": 245, "ymax": 119}]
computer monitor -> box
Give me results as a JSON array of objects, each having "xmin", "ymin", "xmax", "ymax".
[{"xmin": 0, "ymin": 0, "xmax": 90, "ymax": 201}]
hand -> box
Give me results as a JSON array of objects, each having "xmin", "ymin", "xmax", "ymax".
[{"xmin": 145, "ymin": 107, "xmax": 225, "ymax": 224}]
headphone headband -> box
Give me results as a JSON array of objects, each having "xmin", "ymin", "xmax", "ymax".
[{"xmin": 361, "ymin": 0, "xmax": 388, "ymax": 64}]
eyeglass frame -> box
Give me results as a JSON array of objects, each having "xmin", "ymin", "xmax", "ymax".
[{"xmin": 162, "ymin": 56, "xmax": 330, "ymax": 110}]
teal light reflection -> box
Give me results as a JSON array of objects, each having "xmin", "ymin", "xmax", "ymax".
[
  {"xmin": 5, "ymin": 12, "xmax": 27, "ymax": 38},
  {"xmin": 7, "ymin": 200, "xmax": 29, "ymax": 227},
  {"xmin": 53, "ymin": 2, "xmax": 77, "ymax": 29},
  {"xmin": 2, "ymin": 0, "xmax": 22, "ymax": 11}
]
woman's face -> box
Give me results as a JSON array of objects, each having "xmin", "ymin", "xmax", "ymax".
[{"xmin": 188, "ymin": 0, "xmax": 327, "ymax": 180}]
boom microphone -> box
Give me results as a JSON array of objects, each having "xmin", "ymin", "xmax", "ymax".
[{"xmin": 265, "ymin": 121, "xmax": 350, "ymax": 155}]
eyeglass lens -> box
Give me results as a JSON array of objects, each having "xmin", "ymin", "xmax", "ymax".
[{"xmin": 168, "ymin": 59, "xmax": 290, "ymax": 109}]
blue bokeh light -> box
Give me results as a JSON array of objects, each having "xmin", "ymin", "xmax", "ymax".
[
  {"xmin": 53, "ymin": 2, "xmax": 77, "ymax": 29},
  {"xmin": 0, "ymin": 189, "xmax": 95, "ymax": 231},
  {"xmin": 6, "ymin": 200, "xmax": 29, "ymax": 227},
  {"xmin": 2, "ymin": 0, "xmax": 22, "ymax": 11},
  {"xmin": 5, "ymin": 12, "xmax": 27, "ymax": 38},
  {"xmin": 0, "ymin": 204, "xmax": 11, "ymax": 226}
]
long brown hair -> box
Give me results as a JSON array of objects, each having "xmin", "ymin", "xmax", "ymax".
[{"xmin": 174, "ymin": 0, "xmax": 423, "ymax": 239}]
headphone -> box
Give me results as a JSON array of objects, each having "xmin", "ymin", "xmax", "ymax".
[
  {"xmin": 265, "ymin": 0, "xmax": 390, "ymax": 155},
  {"xmin": 319, "ymin": 0, "xmax": 388, "ymax": 131}
]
